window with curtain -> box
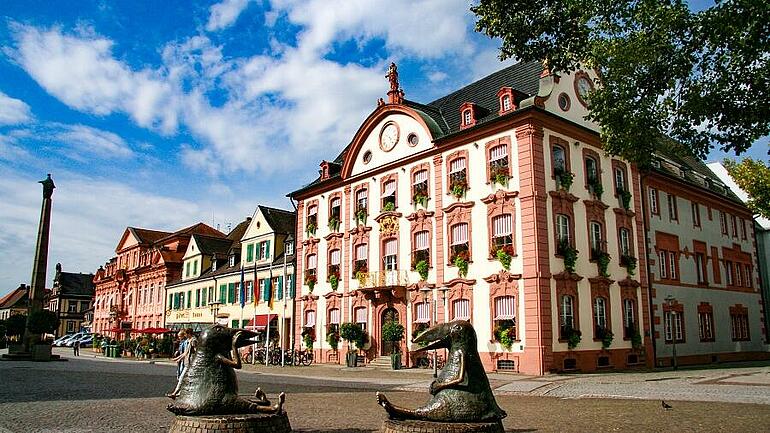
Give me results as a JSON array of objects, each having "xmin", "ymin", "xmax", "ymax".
[
  {"xmin": 356, "ymin": 189, "xmax": 368, "ymax": 212},
  {"xmin": 305, "ymin": 310, "xmax": 316, "ymax": 327},
  {"xmin": 412, "ymin": 169, "xmax": 429, "ymax": 205},
  {"xmin": 593, "ymin": 297, "xmax": 607, "ymax": 334},
  {"xmin": 355, "ymin": 307, "xmax": 367, "ymax": 331},
  {"xmin": 488, "ymin": 144, "xmax": 509, "ymax": 182},
  {"xmin": 412, "ymin": 230, "xmax": 430, "ymax": 268},
  {"xmin": 306, "ymin": 254, "xmax": 317, "ymax": 277},
  {"xmin": 328, "ymin": 249, "xmax": 341, "ymax": 279},
  {"xmin": 383, "ymin": 239, "xmax": 398, "ymax": 271},
  {"xmin": 415, "ymin": 302, "xmax": 430, "ymax": 323},
  {"xmin": 354, "ymin": 244, "xmax": 368, "ymax": 276},
  {"xmin": 492, "ymin": 214, "xmax": 513, "ymax": 249},
  {"xmin": 452, "ymin": 299, "xmax": 470, "ymax": 321},
  {"xmin": 449, "ymin": 157, "xmax": 468, "ymax": 195},
  {"xmin": 450, "ymin": 223, "xmax": 469, "ymax": 259},
  {"xmin": 381, "ymin": 179, "xmax": 397, "ymax": 210},
  {"xmin": 328, "ymin": 308, "xmax": 340, "ymax": 333},
  {"xmin": 560, "ymin": 295, "xmax": 574, "ymax": 338}
]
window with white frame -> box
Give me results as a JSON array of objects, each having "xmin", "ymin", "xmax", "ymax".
[
  {"xmin": 381, "ymin": 179, "xmax": 397, "ymax": 210},
  {"xmin": 356, "ymin": 189, "xmax": 368, "ymax": 214},
  {"xmin": 614, "ymin": 167, "xmax": 626, "ymax": 192},
  {"xmin": 719, "ymin": 211, "xmax": 728, "ymax": 234},
  {"xmin": 449, "ymin": 157, "xmax": 467, "ymax": 195},
  {"xmin": 307, "ymin": 205, "xmax": 318, "ymax": 231},
  {"xmin": 731, "ymin": 215, "xmax": 738, "ymax": 237},
  {"xmin": 556, "ymin": 214, "xmax": 570, "ymax": 244},
  {"xmin": 667, "ymin": 193, "xmax": 678, "ymax": 221},
  {"xmin": 619, "ymin": 228, "xmax": 631, "ymax": 256},
  {"xmin": 328, "ymin": 308, "xmax": 340, "ymax": 333},
  {"xmin": 552, "ymin": 145, "xmax": 567, "ymax": 174},
  {"xmin": 450, "ymin": 222, "xmax": 469, "ymax": 259},
  {"xmin": 590, "ymin": 221, "xmax": 603, "ymax": 257},
  {"xmin": 699, "ymin": 311, "xmax": 714, "ymax": 341},
  {"xmin": 623, "ymin": 298, "xmax": 636, "ymax": 338},
  {"xmin": 383, "ymin": 239, "xmax": 398, "ymax": 271},
  {"xmin": 668, "ymin": 252, "xmax": 677, "ymax": 280},
  {"xmin": 658, "ymin": 250, "xmax": 668, "ymax": 279},
  {"xmin": 695, "ymin": 253, "xmax": 707, "ymax": 284},
  {"xmin": 412, "ymin": 169, "xmax": 429, "ymax": 205},
  {"xmin": 305, "ymin": 310, "xmax": 316, "ymax": 328},
  {"xmin": 413, "ymin": 230, "xmax": 430, "ymax": 268},
  {"xmin": 649, "ymin": 187, "xmax": 659, "ymax": 214},
  {"xmin": 488, "ymin": 144, "xmax": 509, "ymax": 183},
  {"xmin": 354, "ymin": 244, "xmax": 368, "ymax": 276},
  {"xmin": 452, "ymin": 299, "xmax": 471, "ymax": 321},
  {"xmin": 462, "ymin": 109, "xmax": 472, "ymax": 126},
  {"xmin": 664, "ymin": 310, "xmax": 683, "ymax": 342},
  {"xmin": 725, "ymin": 260, "xmax": 734, "ymax": 285},
  {"xmin": 731, "ymin": 312, "xmax": 749, "ymax": 341},
  {"xmin": 306, "ymin": 254, "xmax": 317, "ymax": 277},
  {"xmin": 585, "ymin": 156, "xmax": 599, "ymax": 184},
  {"xmin": 328, "ymin": 249, "xmax": 341, "ymax": 279},
  {"xmin": 501, "ymin": 94, "xmax": 512, "ymax": 112},
  {"xmin": 691, "ymin": 201, "xmax": 701, "ymax": 227},
  {"xmin": 560, "ymin": 295, "xmax": 575, "ymax": 338},
  {"xmin": 593, "ymin": 297, "xmax": 607, "ymax": 333},
  {"xmin": 492, "ymin": 214, "xmax": 513, "ymax": 249},
  {"xmin": 330, "ymin": 197, "xmax": 341, "ymax": 230},
  {"xmin": 355, "ymin": 307, "xmax": 367, "ymax": 331},
  {"xmin": 415, "ymin": 302, "xmax": 430, "ymax": 323},
  {"xmin": 741, "ymin": 218, "xmax": 747, "ymax": 240},
  {"xmin": 494, "ymin": 296, "xmax": 516, "ymax": 341}
]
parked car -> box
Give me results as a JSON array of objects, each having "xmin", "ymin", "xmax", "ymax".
[
  {"xmin": 79, "ymin": 335, "xmax": 93, "ymax": 347},
  {"xmin": 68, "ymin": 333, "xmax": 91, "ymax": 347},
  {"xmin": 53, "ymin": 335, "xmax": 72, "ymax": 346},
  {"xmin": 63, "ymin": 333, "xmax": 85, "ymax": 347}
]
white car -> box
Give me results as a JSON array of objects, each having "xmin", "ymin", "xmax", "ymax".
[
  {"xmin": 63, "ymin": 333, "xmax": 85, "ymax": 347},
  {"xmin": 53, "ymin": 335, "xmax": 73, "ymax": 346}
]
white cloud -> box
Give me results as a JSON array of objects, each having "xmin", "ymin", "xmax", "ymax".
[
  {"xmin": 0, "ymin": 91, "xmax": 33, "ymax": 125},
  {"xmin": 206, "ymin": 0, "xmax": 252, "ymax": 32},
  {"xmin": 271, "ymin": 0, "xmax": 473, "ymax": 58},
  {"xmin": 54, "ymin": 124, "xmax": 133, "ymax": 159},
  {"xmin": 10, "ymin": 24, "xmax": 179, "ymax": 134}
]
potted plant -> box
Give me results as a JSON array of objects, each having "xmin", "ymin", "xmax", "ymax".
[
  {"xmin": 493, "ymin": 320, "xmax": 516, "ymax": 350},
  {"xmin": 339, "ymin": 322, "xmax": 363, "ymax": 367},
  {"xmin": 5, "ymin": 314, "xmax": 26, "ymax": 353},
  {"xmin": 305, "ymin": 221, "xmax": 317, "ymax": 237},
  {"xmin": 588, "ymin": 179, "xmax": 604, "ymax": 200},
  {"xmin": 304, "ymin": 271, "xmax": 317, "ymax": 292},
  {"xmin": 354, "ymin": 261, "xmax": 368, "ymax": 284},
  {"xmin": 381, "ymin": 321, "xmax": 405, "ymax": 370},
  {"xmin": 557, "ymin": 239, "xmax": 578, "ymax": 273},
  {"xmin": 326, "ymin": 328, "xmax": 340, "ymax": 351},
  {"xmin": 490, "ymin": 165, "xmax": 509, "ymax": 187},
  {"xmin": 619, "ymin": 189, "xmax": 632, "ymax": 210},
  {"xmin": 328, "ymin": 216, "xmax": 340, "ymax": 232},
  {"xmin": 620, "ymin": 254, "xmax": 637, "ymax": 276},
  {"xmin": 594, "ymin": 250, "xmax": 611, "ymax": 278},
  {"xmin": 414, "ymin": 259, "xmax": 429, "ymax": 281},
  {"xmin": 329, "ymin": 270, "xmax": 340, "ymax": 291},
  {"xmin": 451, "ymin": 249, "xmax": 470, "ymax": 278},
  {"xmin": 302, "ymin": 326, "xmax": 316, "ymax": 351},
  {"xmin": 492, "ymin": 245, "xmax": 515, "ymax": 271},
  {"xmin": 554, "ymin": 167, "xmax": 574, "ymax": 191},
  {"xmin": 597, "ymin": 327, "xmax": 614, "ymax": 349},
  {"xmin": 450, "ymin": 173, "xmax": 468, "ymax": 199},
  {"xmin": 27, "ymin": 310, "xmax": 60, "ymax": 360},
  {"xmin": 563, "ymin": 326, "xmax": 582, "ymax": 350},
  {"xmin": 413, "ymin": 190, "xmax": 429, "ymax": 208},
  {"xmin": 631, "ymin": 330, "xmax": 643, "ymax": 351},
  {"xmin": 356, "ymin": 206, "xmax": 368, "ymax": 225},
  {"xmin": 383, "ymin": 201, "xmax": 396, "ymax": 212}
]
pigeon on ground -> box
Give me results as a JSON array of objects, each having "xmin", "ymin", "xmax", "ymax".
[{"xmin": 662, "ymin": 400, "xmax": 673, "ymax": 410}]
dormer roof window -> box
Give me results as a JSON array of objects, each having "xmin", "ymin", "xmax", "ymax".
[
  {"xmin": 229, "ymin": 255, "xmax": 235, "ymax": 267},
  {"xmin": 459, "ymin": 102, "xmax": 477, "ymax": 130},
  {"xmin": 320, "ymin": 161, "xmax": 330, "ymax": 180},
  {"xmin": 497, "ymin": 87, "xmax": 516, "ymax": 115}
]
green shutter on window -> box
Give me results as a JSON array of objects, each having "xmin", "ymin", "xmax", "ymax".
[
  {"xmin": 219, "ymin": 284, "xmax": 227, "ymax": 303},
  {"xmin": 193, "ymin": 260, "xmax": 197, "ymax": 275},
  {"xmin": 201, "ymin": 287, "xmax": 207, "ymax": 306},
  {"xmin": 265, "ymin": 240, "xmax": 271, "ymax": 259},
  {"xmin": 185, "ymin": 262, "xmax": 190, "ymax": 277},
  {"xmin": 263, "ymin": 278, "xmax": 270, "ymax": 301},
  {"xmin": 276, "ymin": 276, "xmax": 283, "ymax": 300},
  {"xmin": 231, "ymin": 319, "xmax": 238, "ymax": 328},
  {"xmin": 228, "ymin": 283, "xmax": 236, "ymax": 304},
  {"xmin": 246, "ymin": 243, "xmax": 254, "ymax": 262},
  {"xmin": 187, "ymin": 290, "xmax": 192, "ymax": 308},
  {"xmin": 256, "ymin": 242, "xmax": 263, "ymax": 259},
  {"xmin": 288, "ymin": 274, "xmax": 295, "ymax": 299},
  {"xmin": 168, "ymin": 294, "xmax": 173, "ymax": 309},
  {"xmin": 242, "ymin": 319, "xmax": 249, "ymax": 328}
]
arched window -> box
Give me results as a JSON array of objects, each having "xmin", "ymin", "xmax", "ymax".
[
  {"xmin": 560, "ymin": 295, "xmax": 575, "ymax": 338},
  {"xmin": 354, "ymin": 307, "xmax": 367, "ymax": 331},
  {"xmin": 590, "ymin": 221, "xmax": 603, "ymax": 257},
  {"xmin": 552, "ymin": 145, "xmax": 566, "ymax": 174},
  {"xmin": 488, "ymin": 144, "xmax": 509, "ymax": 183},
  {"xmin": 412, "ymin": 169, "xmax": 429, "ymax": 206},
  {"xmin": 452, "ymin": 299, "xmax": 471, "ymax": 321},
  {"xmin": 328, "ymin": 308, "xmax": 340, "ymax": 333},
  {"xmin": 619, "ymin": 228, "xmax": 631, "ymax": 256},
  {"xmin": 413, "ymin": 230, "xmax": 430, "ymax": 268},
  {"xmin": 556, "ymin": 214, "xmax": 570, "ymax": 244},
  {"xmin": 494, "ymin": 296, "xmax": 516, "ymax": 342},
  {"xmin": 593, "ymin": 297, "xmax": 607, "ymax": 333},
  {"xmin": 623, "ymin": 299, "xmax": 636, "ymax": 338}
]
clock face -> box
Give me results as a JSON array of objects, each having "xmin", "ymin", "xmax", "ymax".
[
  {"xmin": 575, "ymin": 75, "xmax": 593, "ymax": 106},
  {"xmin": 379, "ymin": 122, "xmax": 399, "ymax": 152}
]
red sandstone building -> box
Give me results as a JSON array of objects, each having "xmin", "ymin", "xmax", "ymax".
[{"xmin": 92, "ymin": 223, "xmax": 223, "ymax": 337}]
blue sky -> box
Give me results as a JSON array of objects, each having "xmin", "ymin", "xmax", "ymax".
[{"xmin": 0, "ymin": 0, "xmax": 766, "ymax": 296}]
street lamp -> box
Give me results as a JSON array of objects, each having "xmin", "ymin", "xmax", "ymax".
[
  {"xmin": 664, "ymin": 295, "xmax": 678, "ymax": 370},
  {"xmin": 419, "ymin": 287, "xmax": 437, "ymax": 378},
  {"xmin": 209, "ymin": 301, "xmax": 222, "ymax": 325}
]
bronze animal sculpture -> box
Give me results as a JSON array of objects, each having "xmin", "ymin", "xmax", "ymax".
[
  {"xmin": 377, "ymin": 321, "xmax": 506, "ymax": 422},
  {"xmin": 167, "ymin": 325, "xmax": 284, "ymax": 416}
]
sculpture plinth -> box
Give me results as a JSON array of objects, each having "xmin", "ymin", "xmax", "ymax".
[
  {"xmin": 377, "ymin": 321, "xmax": 506, "ymax": 432},
  {"xmin": 381, "ymin": 419, "xmax": 503, "ymax": 433},
  {"xmin": 169, "ymin": 413, "xmax": 291, "ymax": 433}
]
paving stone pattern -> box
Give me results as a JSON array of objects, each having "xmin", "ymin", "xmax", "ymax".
[
  {"xmin": 380, "ymin": 420, "xmax": 503, "ymax": 433},
  {"xmin": 169, "ymin": 413, "xmax": 291, "ymax": 433}
]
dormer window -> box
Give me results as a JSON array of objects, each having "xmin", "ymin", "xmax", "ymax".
[
  {"xmin": 229, "ymin": 255, "xmax": 235, "ymax": 267},
  {"xmin": 285, "ymin": 241, "xmax": 294, "ymax": 256},
  {"xmin": 459, "ymin": 102, "xmax": 477, "ymax": 129},
  {"xmin": 497, "ymin": 87, "xmax": 516, "ymax": 115},
  {"xmin": 320, "ymin": 161, "xmax": 330, "ymax": 180}
]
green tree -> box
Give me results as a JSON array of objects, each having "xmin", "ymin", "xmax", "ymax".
[
  {"xmin": 724, "ymin": 158, "xmax": 770, "ymax": 219},
  {"xmin": 5, "ymin": 314, "xmax": 27, "ymax": 338},
  {"xmin": 472, "ymin": 0, "xmax": 769, "ymax": 167},
  {"xmin": 27, "ymin": 310, "xmax": 60, "ymax": 335}
]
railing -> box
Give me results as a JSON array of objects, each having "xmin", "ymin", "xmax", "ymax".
[{"xmin": 356, "ymin": 270, "xmax": 411, "ymax": 288}]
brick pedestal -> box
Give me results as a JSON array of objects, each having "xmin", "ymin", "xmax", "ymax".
[
  {"xmin": 380, "ymin": 420, "xmax": 504, "ymax": 433},
  {"xmin": 168, "ymin": 413, "xmax": 291, "ymax": 433}
]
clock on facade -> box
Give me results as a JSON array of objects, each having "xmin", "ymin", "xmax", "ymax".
[
  {"xmin": 379, "ymin": 122, "xmax": 399, "ymax": 152},
  {"xmin": 574, "ymin": 73, "xmax": 594, "ymax": 107}
]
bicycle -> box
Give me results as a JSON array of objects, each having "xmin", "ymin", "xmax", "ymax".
[
  {"xmin": 240, "ymin": 347, "xmax": 253, "ymax": 364},
  {"xmin": 294, "ymin": 349, "xmax": 314, "ymax": 366}
]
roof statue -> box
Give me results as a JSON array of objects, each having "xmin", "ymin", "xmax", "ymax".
[{"xmin": 386, "ymin": 62, "xmax": 404, "ymax": 104}]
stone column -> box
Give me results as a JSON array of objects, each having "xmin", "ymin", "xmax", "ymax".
[{"xmin": 24, "ymin": 174, "xmax": 55, "ymax": 351}]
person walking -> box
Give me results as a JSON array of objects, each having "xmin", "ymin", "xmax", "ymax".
[
  {"xmin": 73, "ymin": 339, "xmax": 80, "ymax": 356},
  {"xmin": 173, "ymin": 330, "xmax": 188, "ymax": 379},
  {"xmin": 166, "ymin": 329, "xmax": 196, "ymax": 399}
]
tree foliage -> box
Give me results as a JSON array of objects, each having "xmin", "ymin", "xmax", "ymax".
[
  {"xmin": 724, "ymin": 158, "xmax": 770, "ymax": 218},
  {"xmin": 27, "ymin": 310, "xmax": 60, "ymax": 334},
  {"xmin": 5, "ymin": 314, "xmax": 27, "ymax": 337},
  {"xmin": 472, "ymin": 0, "xmax": 769, "ymax": 167}
]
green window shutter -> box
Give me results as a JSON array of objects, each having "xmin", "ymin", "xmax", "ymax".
[
  {"xmin": 288, "ymin": 274, "xmax": 295, "ymax": 299},
  {"xmin": 247, "ymin": 244, "xmax": 254, "ymax": 262},
  {"xmin": 231, "ymin": 319, "xmax": 238, "ymax": 328},
  {"xmin": 242, "ymin": 319, "xmax": 249, "ymax": 328},
  {"xmin": 219, "ymin": 284, "xmax": 227, "ymax": 303},
  {"xmin": 266, "ymin": 240, "xmax": 271, "ymax": 259},
  {"xmin": 256, "ymin": 242, "xmax": 262, "ymax": 260},
  {"xmin": 168, "ymin": 294, "xmax": 173, "ymax": 309},
  {"xmin": 185, "ymin": 262, "xmax": 190, "ymax": 277},
  {"xmin": 263, "ymin": 278, "xmax": 270, "ymax": 300},
  {"xmin": 276, "ymin": 276, "xmax": 283, "ymax": 300},
  {"xmin": 193, "ymin": 260, "xmax": 197, "ymax": 275},
  {"xmin": 187, "ymin": 291, "xmax": 192, "ymax": 308},
  {"xmin": 228, "ymin": 283, "xmax": 236, "ymax": 304},
  {"xmin": 201, "ymin": 287, "xmax": 207, "ymax": 306}
]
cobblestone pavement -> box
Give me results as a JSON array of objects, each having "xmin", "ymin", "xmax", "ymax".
[{"xmin": 0, "ymin": 349, "xmax": 768, "ymax": 432}]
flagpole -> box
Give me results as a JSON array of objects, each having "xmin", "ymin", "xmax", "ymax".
[
  {"xmin": 281, "ymin": 249, "xmax": 287, "ymax": 366},
  {"xmin": 252, "ymin": 263, "xmax": 258, "ymax": 365},
  {"xmin": 265, "ymin": 267, "xmax": 273, "ymax": 366}
]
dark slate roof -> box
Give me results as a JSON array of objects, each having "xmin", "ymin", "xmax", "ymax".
[
  {"xmin": 259, "ymin": 206, "xmax": 296, "ymax": 234},
  {"xmin": 156, "ymin": 222, "xmax": 224, "ymax": 244},
  {"xmin": 193, "ymin": 234, "xmax": 234, "ymax": 256},
  {"xmin": 290, "ymin": 60, "xmax": 543, "ymax": 197},
  {"xmin": 57, "ymin": 272, "xmax": 95, "ymax": 297},
  {"xmin": 227, "ymin": 219, "xmax": 251, "ymax": 241}
]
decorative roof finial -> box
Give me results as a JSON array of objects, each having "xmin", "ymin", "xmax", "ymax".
[{"xmin": 385, "ymin": 62, "xmax": 404, "ymax": 104}]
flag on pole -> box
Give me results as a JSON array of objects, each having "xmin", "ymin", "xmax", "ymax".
[
  {"xmin": 253, "ymin": 264, "xmax": 259, "ymax": 306},
  {"xmin": 267, "ymin": 269, "xmax": 274, "ymax": 310},
  {"xmin": 239, "ymin": 266, "xmax": 246, "ymax": 309}
]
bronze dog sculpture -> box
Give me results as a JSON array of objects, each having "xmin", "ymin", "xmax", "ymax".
[
  {"xmin": 377, "ymin": 321, "xmax": 506, "ymax": 422},
  {"xmin": 167, "ymin": 325, "xmax": 284, "ymax": 416}
]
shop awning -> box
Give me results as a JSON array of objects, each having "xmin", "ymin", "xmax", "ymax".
[
  {"xmin": 135, "ymin": 327, "xmax": 172, "ymax": 334},
  {"xmin": 246, "ymin": 314, "xmax": 278, "ymax": 329}
]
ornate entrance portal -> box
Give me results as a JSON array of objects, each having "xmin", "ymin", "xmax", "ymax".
[{"xmin": 380, "ymin": 307, "xmax": 399, "ymax": 356}]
